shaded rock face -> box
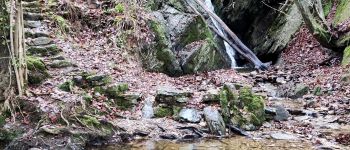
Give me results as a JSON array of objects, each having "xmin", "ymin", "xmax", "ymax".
[
  {"xmin": 215, "ymin": 0, "xmax": 303, "ymax": 61},
  {"xmin": 141, "ymin": 2, "xmax": 230, "ymax": 76}
]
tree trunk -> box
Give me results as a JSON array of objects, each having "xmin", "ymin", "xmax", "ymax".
[{"xmin": 0, "ymin": 0, "xmax": 27, "ymax": 112}]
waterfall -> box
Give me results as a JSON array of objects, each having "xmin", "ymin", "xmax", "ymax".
[{"xmin": 204, "ymin": 0, "xmax": 237, "ymax": 68}]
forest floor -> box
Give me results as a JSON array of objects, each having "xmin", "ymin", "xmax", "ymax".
[{"xmin": 2, "ymin": 0, "xmax": 350, "ymax": 149}]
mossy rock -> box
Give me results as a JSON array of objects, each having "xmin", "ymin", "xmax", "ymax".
[
  {"xmin": 292, "ymin": 83, "xmax": 309, "ymax": 99},
  {"xmin": 27, "ymin": 56, "xmax": 49, "ymax": 85},
  {"xmin": 155, "ymin": 86, "xmax": 192, "ymax": 106},
  {"xmin": 86, "ymin": 75, "xmax": 112, "ymax": 87},
  {"xmin": 154, "ymin": 106, "xmax": 173, "ymax": 118},
  {"xmin": 104, "ymin": 83, "xmax": 129, "ymax": 98},
  {"xmin": 182, "ymin": 40, "xmax": 227, "ymax": 74},
  {"xmin": 218, "ymin": 85, "xmax": 265, "ymax": 129},
  {"xmin": 27, "ymin": 44, "xmax": 62, "ymax": 56},
  {"xmin": 59, "ymin": 80, "xmax": 74, "ymax": 92},
  {"xmin": 142, "ymin": 19, "xmax": 183, "ymax": 76}
]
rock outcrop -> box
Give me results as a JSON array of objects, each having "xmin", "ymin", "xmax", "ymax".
[{"xmin": 141, "ymin": 1, "xmax": 230, "ymax": 76}]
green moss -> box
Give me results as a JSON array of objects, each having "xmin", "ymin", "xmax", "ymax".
[
  {"xmin": 115, "ymin": 3, "xmax": 125, "ymax": 13},
  {"xmin": 27, "ymin": 56, "xmax": 46, "ymax": 71},
  {"xmin": 148, "ymin": 20, "xmax": 182, "ymax": 76},
  {"xmin": 238, "ymin": 87, "xmax": 266, "ymax": 126},
  {"xmin": 0, "ymin": 129, "xmax": 19, "ymax": 142},
  {"xmin": 105, "ymin": 83, "xmax": 129, "ymax": 98},
  {"xmin": 81, "ymin": 115, "xmax": 100, "ymax": 127},
  {"xmin": 52, "ymin": 15, "xmax": 69, "ymax": 33},
  {"xmin": 313, "ymin": 86, "xmax": 322, "ymax": 96},
  {"xmin": 342, "ymin": 46, "xmax": 350, "ymax": 66},
  {"xmin": 59, "ymin": 80, "xmax": 74, "ymax": 92},
  {"xmin": 27, "ymin": 56, "xmax": 49, "ymax": 85},
  {"xmin": 179, "ymin": 16, "xmax": 214, "ymax": 48},
  {"xmin": 323, "ymin": 0, "xmax": 333, "ymax": 16},
  {"xmin": 86, "ymin": 75, "xmax": 112, "ymax": 86},
  {"xmin": 334, "ymin": 0, "xmax": 350, "ymax": 25},
  {"xmin": 154, "ymin": 107, "xmax": 173, "ymax": 118},
  {"xmin": 50, "ymin": 60, "xmax": 74, "ymax": 68},
  {"xmin": 83, "ymin": 93, "xmax": 93, "ymax": 103},
  {"xmin": 0, "ymin": 115, "xmax": 6, "ymax": 127},
  {"xmin": 27, "ymin": 44, "xmax": 61, "ymax": 56}
]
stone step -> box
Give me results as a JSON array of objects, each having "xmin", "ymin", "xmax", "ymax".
[
  {"xmin": 22, "ymin": 0, "xmax": 38, "ymax": 2},
  {"xmin": 26, "ymin": 37, "xmax": 52, "ymax": 46},
  {"xmin": 27, "ymin": 44, "xmax": 62, "ymax": 56},
  {"xmin": 48, "ymin": 60, "xmax": 76, "ymax": 68},
  {"xmin": 24, "ymin": 12, "xmax": 43, "ymax": 21},
  {"xmin": 24, "ymin": 20, "xmax": 41, "ymax": 28},
  {"xmin": 22, "ymin": 1, "xmax": 39, "ymax": 8},
  {"xmin": 25, "ymin": 30, "xmax": 49, "ymax": 38},
  {"xmin": 23, "ymin": 7, "xmax": 41, "ymax": 13}
]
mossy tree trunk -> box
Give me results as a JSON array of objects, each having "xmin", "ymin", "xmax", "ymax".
[
  {"xmin": 0, "ymin": 0, "xmax": 27, "ymax": 112},
  {"xmin": 295, "ymin": 0, "xmax": 350, "ymax": 49}
]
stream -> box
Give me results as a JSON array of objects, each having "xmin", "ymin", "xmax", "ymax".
[{"xmin": 90, "ymin": 137, "xmax": 312, "ymax": 150}]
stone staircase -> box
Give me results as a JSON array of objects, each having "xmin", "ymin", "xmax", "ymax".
[{"xmin": 23, "ymin": 0, "xmax": 73, "ymax": 85}]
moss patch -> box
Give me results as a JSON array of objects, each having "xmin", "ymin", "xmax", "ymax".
[
  {"xmin": 154, "ymin": 107, "xmax": 173, "ymax": 118},
  {"xmin": 334, "ymin": 0, "xmax": 350, "ymax": 25},
  {"xmin": 27, "ymin": 56, "xmax": 49, "ymax": 85},
  {"xmin": 59, "ymin": 80, "xmax": 74, "ymax": 92},
  {"xmin": 342, "ymin": 46, "xmax": 350, "ymax": 66}
]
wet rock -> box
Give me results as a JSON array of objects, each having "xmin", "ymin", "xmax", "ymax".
[
  {"xmin": 202, "ymin": 89, "xmax": 220, "ymax": 103},
  {"xmin": 203, "ymin": 106, "xmax": 226, "ymax": 136},
  {"xmin": 26, "ymin": 37, "xmax": 53, "ymax": 46},
  {"xmin": 27, "ymin": 56, "xmax": 49, "ymax": 85},
  {"xmin": 155, "ymin": 86, "xmax": 192, "ymax": 105},
  {"xmin": 160, "ymin": 134, "xmax": 177, "ymax": 140},
  {"xmin": 23, "ymin": 12, "xmax": 43, "ymax": 20},
  {"xmin": 142, "ymin": 97, "xmax": 154, "ymax": 119},
  {"xmin": 27, "ymin": 44, "xmax": 62, "ymax": 56},
  {"xmin": 270, "ymin": 132, "xmax": 298, "ymax": 140},
  {"xmin": 273, "ymin": 105, "xmax": 290, "ymax": 121},
  {"xmin": 49, "ymin": 60, "xmax": 75, "ymax": 68},
  {"xmin": 24, "ymin": 20, "xmax": 41, "ymax": 28},
  {"xmin": 178, "ymin": 108, "xmax": 201, "ymax": 123},
  {"xmin": 133, "ymin": 130, "xmax": 150, "ymax": 137}
]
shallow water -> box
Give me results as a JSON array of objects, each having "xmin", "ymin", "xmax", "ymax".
[{"xmin": 92, "ymin": 137, "xmax": 312, "ymax": 150}]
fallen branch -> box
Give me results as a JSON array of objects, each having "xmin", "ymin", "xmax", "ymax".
[{"xmin": 191, "ymin": 0, "xmax": 268, "ymax": 70}]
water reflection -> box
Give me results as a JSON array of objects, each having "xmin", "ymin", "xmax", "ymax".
[{"xmin": 95, "ymin": 136, "xmax": 311, "ymax": 150}]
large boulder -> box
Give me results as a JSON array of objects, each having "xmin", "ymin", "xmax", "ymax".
[
  {"xmin": 219, "ymin": 85, "xmax": 266, "ymax": 131},
  {"xmin": 215, "ymin": 0, "xmax": 303, "ymax": 60},
  {"xmin": 142, "ymin": 3, "xmax": 230, "ymax": 76}
]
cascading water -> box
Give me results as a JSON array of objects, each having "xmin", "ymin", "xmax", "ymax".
[{"xmin": 204, "ymin": 0, "xmax": 237, "ymax": 68}]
